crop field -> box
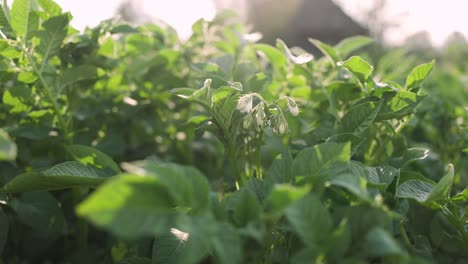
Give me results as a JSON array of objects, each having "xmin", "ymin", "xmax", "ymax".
[{"xmin": 0, "ymin": 0, "xmax": 467, "ymax": 263}]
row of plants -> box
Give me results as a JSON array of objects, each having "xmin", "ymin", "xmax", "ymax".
[{"xmin": 0, "ymin": 0, "xmax": 466, "ymax": 263}]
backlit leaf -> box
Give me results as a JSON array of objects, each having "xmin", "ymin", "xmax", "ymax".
[
  {"xmin": 338, "ymin": 56, "xmax": 373, "ymax": 82},
  {"xmin": 0, "ymin": 161, "xmax": 111, "ymax": 192},
  {"xmin": 405, "ymin": 60, "xmax": 435, "ymax": 90}
]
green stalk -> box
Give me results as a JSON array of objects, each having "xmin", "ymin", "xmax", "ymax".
[
  {"xmin": 399, "ymin": 220, "xmax": 412, "ymax": 249},
  {"xmin": 255, "ymin": 131, "xmax": 264, "ymax": 179},
  {"xmin": 24, "ymin": 50, "xmax": 71, "ymax": 144}
]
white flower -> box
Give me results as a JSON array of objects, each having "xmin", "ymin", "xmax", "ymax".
[
  {"xmin": 254, "ymin": 105, "xmax": 266, "ymax": 131},
  {"xmin": 237, "ymin": 94, "xmax": 254, "ymax": 113},
  {"xmin": 286, "ymin": 97, "xmax": 299, "ymax": 116}
]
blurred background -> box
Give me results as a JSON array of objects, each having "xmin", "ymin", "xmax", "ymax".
[{"xmin": 51, "ymin": 0, "xmax": 468, "ymax": 48}]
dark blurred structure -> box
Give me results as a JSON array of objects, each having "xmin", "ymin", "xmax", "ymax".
[{"xmin": 215, "ymin": 0, "xmax": 368, "ymax": 51}]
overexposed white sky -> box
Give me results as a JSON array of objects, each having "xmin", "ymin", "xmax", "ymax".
[{"xmin": 29, "ymin": 0, "xmax": 468, "ymax": 45}]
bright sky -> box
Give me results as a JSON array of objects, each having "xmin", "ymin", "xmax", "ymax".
[{"xmin": 50, "ymin": 0, "xmax": 468, "ymax": 46}]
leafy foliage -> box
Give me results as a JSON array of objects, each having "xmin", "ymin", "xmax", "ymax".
[{"xmin": 0, "ymin": 0, "xmax": 466, "ymax": 263}]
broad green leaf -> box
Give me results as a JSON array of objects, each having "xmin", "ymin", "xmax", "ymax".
[
  {"xmin": 390, "ymin": 148, "xmax": 429, "ymax": 168},
  {"xmin": 376, "ymin": 91, "xmax": 425, "ymax": 121},
  {"xmin": 292, "ymin": 142, "xmax": 350, "ymax": 179},
  {"xmin": 309, "ymin": 38, "xmax": 340, "ymax": 64},
  {"xmin": 0, "ymin": 208, "xmax": 8, "ymax": 255},
  {"xmin": 427, "ymin": 164, "xmax": 454, "ymax": 202},
  {"xmin": 267, "ymin": 152, "xmax": 293, "ymax": 184},
  {"xmin": 152, "ymin": 231, "xmax": 185, "ymax": 264},
  {"xmin": 276, "ymin": 39, "xmax": 313, "ymax": 64},
  {"xmin": 396, "ymin": 180, "xmax": 434, "ymax": 203},
  {"xmin": 77, "ymin": 174, "xmax": 177, "ymax": 238},
  {"xmin": 10, "ymin": 191, "xmax": 65, "ymax": 234},
  {"xmin": 340, "ymin": 100, "xmax": 382, "ymax": 134},
  {"xmin": 2, "ymin": 85, "xmax": 34, "ymax": 113},
  {"xmin": 265, "ymin": 184, "xmax": 310, "ymax": 214},
  {"xmin": 10, "ymin": 0, "xmax": 31, "ymax": 36},
  {"xmin": 0, "ymin": 129, "xmax": 17, "ymax": 160},
  {"xmin": 36, "ymin": 13, "xmax": 69, "ymax": 59},
  {"xmin": 285, "ymin": 194, "xmax": 332, "ymax": 245},
  {"xmin": 59, "ymin": 65, "xmax": 97, "ymax": 88},
  {"xmin": 152, "ymin": 219, "xmax": 213, "ymax": 264},
  {"xmin": 330, "ymin": 168, "xmax": 369, "ymax": 200},
  {"xmin": 232, "ymin": 188, "xmax": 261, "ymax": 227},
  {"xmin": 335, "ymin": 36, "xmax": 374, "ymax": 57},
  {"xmin": 362, "ymin": 227, "xmax": 406, "ymax": 257},
  {"xmin": 37, "ymin": 0, "xmax": 61, "ymax": 16},
  {"xmin": 123, "ymin": 161, "xmax": 211, "ymax": 214},
  {"xmin": 338, "ymin": 56, "xmax": 374, "ymax": 82},
  {"xmin": 405, "ymin": 60, "xmax": 435, "ymax": 90},
  {"xmin": 67, "ymin": 144, "xmax": 120, "ymax": 174},
  {"xmin": 253, "ymin": 43, "xmax": 287, "ymax": 71},
  {"xmin": 17, "ymin": 71, "xmax": 37, "ymax": 83},
  {"xmin": 399, "ymin": 171, "xmax": 436, "ymax": 185},
  {"xmin": 327, "ymin": 133, "xmax": 366, "ymax": 155},
  {"xmin": 0, "ymin": 161, "xmax": 111, "ymax": 193},
  {"xmin": 0, "ymin": 3, "xmax": 14, "ymax": 38},
  {"xmin": 398, "ymin": 165, "xmax": 454, "ymax": 204},
  {"xmin": 364, "ymin": 164, "xmax": 399, "ymax": 187},
  {"xmin": 212, "ymin": 223, "xmax": 242, "ymax": 264},
  {"xmin": 171, "ymin": 79, "xmax": 213, "ymax": 107}
]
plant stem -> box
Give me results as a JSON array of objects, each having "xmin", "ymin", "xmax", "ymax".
[
  {"xmin": 24, "ymin": 49, "xmax": 71, "ymax": 144},
  {"xmin": 399, "ymin": 220, "xmax": 412, "ymax": 249},
  {"xmin": 255, "ymin": 131, "xmax": 263, "ymax": 179}
]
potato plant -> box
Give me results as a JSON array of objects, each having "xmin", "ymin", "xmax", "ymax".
[{"xmin": 0, "ymin": 0, "xmax": 466, "ymax": 263}]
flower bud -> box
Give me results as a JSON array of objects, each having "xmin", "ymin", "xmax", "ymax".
[
  {"xmin": 286, "ymin": 97, "xmax": 299, "ymax": 116},
  {"xmin": 237, "ymin": 94, "xmax": 254, "ymax": 113}
]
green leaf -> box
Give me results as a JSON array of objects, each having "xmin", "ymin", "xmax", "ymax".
[
  {"xmin": 396, "ymin": 180, "xmax": 434, "ymax": 203},
  {"xmin": 265, "ymin": 184, "xmax": 310, "ymax": 214},
  {"xmin": 170, "ymin": 88, "xmax": 195, "ymax": 99},
  {"xmin": 77, "ymin": 174, "xmax": 176, "ymax": 238},
  {"xmin": 405, "ymin": 60, "xmax": 435, "ymax": 90},
  {"xmin": 0, "ymin": 129, "xmax": 17, "ymax": 160},
  {"xmin": 335, "ymin": 36, "xmax": 374, "ymax": 57},
  {"xmin": 152, "ymin": 219, "xmax": 214, "ymax": 264},
  {"xmin": 2, "ymin": 85, "xmax": 34, "ymax": 113},
  {"xmin": 292, "ymin": 142, "xmax": 350, "ymax": 179},
  {"xmin": 212, "ymin": 223, "xmax": 242, "ymax": 264},
  {"xmin": 122, "ymin": 161, "xmax": 211, "ymax": 214},
  {"xmin": 338, "ymin": 56, "xmax": 374, "ymax": 82},
  {"xmin": 0, "ymin": 161, "xmax": 111, "ymax": 193},
  {"xmin": 59, "ymin": 65, "xmax": 98, "ymax": 88},
  {"xmin": 427, "ymin": 164, "xmax": 454, "ymax": 202},
  {"xmin": 253, "ymin": 43, "xmax": 287, "ymax": 71},
  {"xmin": 0, "ymin": 208, "xmax": 8, "ymax": 255},
  {"xmin": 17, "ymin": 71, "xmax": 37, "ymax": 83},
  {"xmin": 67, "ymin": 144, "xmax": 120, "ymax": 174},
  {"xmin": 397, "ymin": 165, "xmax": 454, "ymax": 204},
  {"xmin": 285, "ymin": 194, "xmax": 332, "ymax": 245},
  {"xmin": 330, "ymin": 168, "xmax": 369, "ymax": 200},
  {"xmin": 327, "ymin": 133, "xmax": 366, "ymax": 156},
  {"xmin": 309, "ymin": 38, "xmax": 340, "ymax": 64},
  {"xmin": 10, "ymin": 191, "xmax": 65, "ymax": 234},
  {"xmin": 232, "ymin": 188, "xmax": 261, "ymax": 227},
  {"xmin": 340, "ymin": 100, "xmax": 382, "ymax": 134},
  {"xmin": 36, "ymin": 13, "xmax": 69, "ymax": 59},
  {"xmin": 37, "ymin": 0, "xmax": 61, "ymax": 16},
  {"xmin": 152, "ymin": 231, "xmax": 185, "ymax": 264},
  {"xmin": 10, "ymin": 0, "xmax": 31, "ymax": 36},
  {"xmin": 0, "ymin": 2, "xmax": 14, "ymax": 38},
  {"xmin": 390, "ymin": 148, "xmax": 429, "ymax": 168},
  {"xmin": 362, "ymin": 227, "xmax": 406, "ymax": 257},
  {"xmin": 376, "ymin": 91, "xmax": 425, "ymax": 121}
]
